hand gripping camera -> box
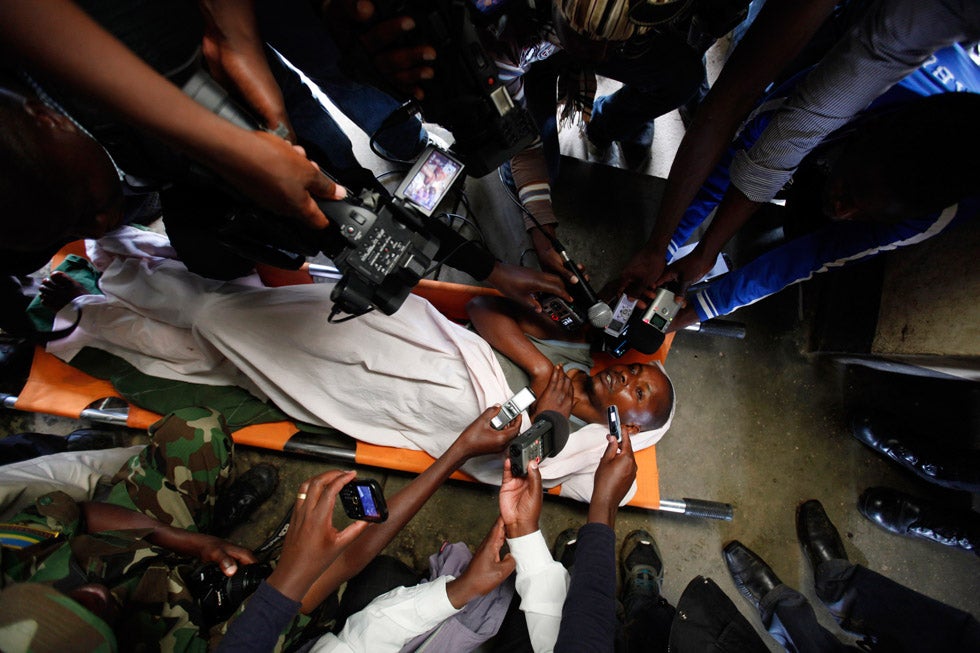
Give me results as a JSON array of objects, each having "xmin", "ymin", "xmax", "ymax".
[{"xmin": 183, "ymin": 71, "xmax": 461, "ymax": 318}]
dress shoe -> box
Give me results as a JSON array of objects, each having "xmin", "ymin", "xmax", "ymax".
[
  {"xmin": 858, "ymin": 487, "xmax": 979, "ymax": 555},
  {"xmin": 65, "ymin": 428, "xmax": 133, "ymax": 451},
  {"xmin": 851, "ymin": 413, "xmax": 980, "ymax": 492},
  {"xmin": 212, "ymin": 463, "xmax": 279, "ymax": 536},
  {"xmin": 796, "ymin": 500, "xmax": 849, "ymax": 574},
  {"xmin": 552, "ymin": 527, "xmax": 579, "ymax": 570},
  {"xmin": 723, "ymin": 540, "xmax": 781, "ymax": 613}
]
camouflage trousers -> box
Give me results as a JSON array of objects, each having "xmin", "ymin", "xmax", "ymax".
[{"xmin": 0, "ymin": 407, "xmax": 306, "ymax": 653}]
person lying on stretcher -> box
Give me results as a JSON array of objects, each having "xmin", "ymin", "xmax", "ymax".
[{"xmin": 34, "ymin": 228, "xmax": 675, "ymax": 503}]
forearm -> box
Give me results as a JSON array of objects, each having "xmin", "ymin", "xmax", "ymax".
[
  {"xmin": 691, "ymin": 186, "xmax": 761, "ymax": 264},
  {"xmin": 467, "ymin": 297, "xmax": 554, "ymax": 385},
  {"xmin": 80, "ymin": 500, "xmax": 205, "ymax": 556},
  {"xmin": 511, "ymin": 144, "xmax": 557, "ymax": 231},
  {"xmin": 299, "ymin": 443, "xmax": 471, "ymax": 612},
  {"xmin": 554, "ymin": 523, "xmax": 616, "ymax": 653},
  {"xmin": 733, "ymin": 0, "xmax": 980, "ymax": 203},
  {"xmin": 508, "ymin": 531, "xmax": 569, "ymax": 653},
  {"xmin": 198, "ymin": 0, "xmax": 291, "ymax": 134},
  {"xmin": 0, "ymin": 1, "xmax": 256, "ymax": 175}
]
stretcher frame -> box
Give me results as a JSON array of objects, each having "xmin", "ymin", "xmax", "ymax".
[{"xmin": 1, "ymin": 244, "xmax": 733, "ymax": 520}]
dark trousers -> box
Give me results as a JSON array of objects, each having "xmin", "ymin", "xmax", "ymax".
[{"xmin": 763, "ymin": 560, "xmax": 980, "ymax": 653}]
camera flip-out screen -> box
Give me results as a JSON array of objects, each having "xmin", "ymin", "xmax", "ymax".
[{"xmin": 394, "ymin": 146, "xmax": 465, "ymax": 216}]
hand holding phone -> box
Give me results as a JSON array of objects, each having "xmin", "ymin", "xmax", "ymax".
[
  {"xmin": 491, "ymin": 387, "xmax": 536, "ymax": 429},
  {"xmin": 607, "ymin": 405, "xmax": 622, "ymax": 442},
  {"xmin": 339, "ymin": 479, "xmax": 388, "ymax": 523}
]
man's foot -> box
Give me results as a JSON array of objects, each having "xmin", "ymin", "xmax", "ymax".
[
  {"xmin": 212, "ymin": 463, "xmax": 279, "ymax": 536},
  {"xmin": 65, "ymin": 428, "xmax": 133, "ymax": 451},
  {"xmin": 553, "ymin": 527, "xmax": 579, "ymax": 569},
  {"xmin": 39, "ymin": 271, "xmax": 86, "ymax": 311},
  {"xmin": 796, "ymin": 500, "xmax": 849, "ymax": 574},
  {"xmin": 621, "ymin": 529, "xmax": 664, "ymax": 601},
  {"xmin": 858, "ymin": 487, "xmax": 979, "ymax": 554},
  {"xmin": 852, "ymin": 413, "xmax": 980, "ymax": 492},
  {"xmin": 723, "ymin": 540, "xmax": 781, "ymax": 614}
]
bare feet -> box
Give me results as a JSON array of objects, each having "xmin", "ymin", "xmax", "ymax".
[{"xmin": 39, "ymin": 271, "xmax": 86, "ymax": 310}]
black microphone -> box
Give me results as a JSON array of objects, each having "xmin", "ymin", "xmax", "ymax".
[
  {"xmin": 551, "ymin": 241, "xmax": 613, "ymax": 329},
  {"xmin": 507, "ymin": 410, "xmax": 570, "ymax": 476}
]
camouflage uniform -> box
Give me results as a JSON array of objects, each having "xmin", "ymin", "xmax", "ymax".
[{"xmin": 0, "ymin": 407, "xmax": 308, "ymax": 652}]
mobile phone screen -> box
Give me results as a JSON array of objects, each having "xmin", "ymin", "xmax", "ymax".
[{"xmin": 357, "ymin": 484, "xmax": 380, "ymax": 519}]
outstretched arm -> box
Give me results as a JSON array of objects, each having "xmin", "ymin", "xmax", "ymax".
[
  {"xmin": 80, "ymin": 501, "xmax": 257, "ymax": 575},
  {"xmin": 555, "ymin": 432, "xmax": 637, "ymax": 653},
  {"xmin": 0, "ymin": 0, "xmax": 342, "ymax": 227},
  {"xmin": 616, "ymin": 0, "xmax": 838, "ymax": 294},
  {"xmin": 299, "ymin": 407, "xmax": 521, "ymax": 612}
]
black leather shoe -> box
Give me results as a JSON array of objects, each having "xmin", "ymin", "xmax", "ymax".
[
  {"xmin": 858, "ymin": 487, "xmax": 979, "ymax": 555},
  {"xmin": 796, "ymin": 500, "xmax": 848, "ymax": 574},
  {"xmin": 213, "ymin": 463, "xmax": 279, "ymax": 536},
  {"xmin": 723, "ymin": 540, "xmax": 781, "ymax": 614},
  {"xmin": 65, "ymin": 428, "xmax": 133, "ymax": 452},
  {"xmin": 851, "ymin": 414, "xmax": 980, "ymax": 492}
]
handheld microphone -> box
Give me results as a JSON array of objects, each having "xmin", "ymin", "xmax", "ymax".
[
  {"xmin": 507, "ymin": 410, "xmax": 570, "ymax": 476},
  {"xmin": 553, "ymin": 246, "xmax": 613, "ymax": 329}
]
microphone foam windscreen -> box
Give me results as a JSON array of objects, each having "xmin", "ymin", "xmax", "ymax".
[{"xmin": 537, "ymin": 410, "xmax": 570, "ymax": 457}]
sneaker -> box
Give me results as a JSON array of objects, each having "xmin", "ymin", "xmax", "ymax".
[
  {"xmin": 620, "ymin": 529, "xmax": 664, "ymax": 600},
  {"xmin": 553, "ymin": 527, "xmax": 579, "ymax": 569}
]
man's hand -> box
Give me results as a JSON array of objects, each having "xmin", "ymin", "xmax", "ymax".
[
  {"xmin": 615, "ymin": 246, "xmax": 667, "ymax": 299},
  {"xmin": 452, "ymin": 406, "xmax": 522, "ymax": 459},
  {"xmin": 221, "ymin": 133, "xmax": 346, "ymax": 230},
  {"xmin": 499, "ymin": 458, "xmax": 542, "ymax": 539},
  {"xmin": 267, "ymin": 470, "xmax": 371, "ymax": 601},
  {"xmin": 323, "ymin": 0, "xmax": 436, "ymax": 101},
  {"xmin": 589, "ymin": 431, "xmax": 637, "ymax": 527},
  {"xmin": 530, "ymin": 225, "xmax": 587, "ymax": 287},
  {"xmin": 655, "ymin": 246, "xmax": 713, "ymax": 296},
  {"xmin": 446, "ymin": 517, "xmax": 515, "ymax": 608},
  {"xmin": 199, "ymin": 0, "xmax": 296, "ymax": 141},
  {"xmin": 487, "ymin": 262, "xmax": 571, "ymax": 313},
  {"xmin": 195, "ymin": 534, "xmax": 259, "ymax": 577},
  {"xmin": 531, "ymin": 364, "xmax": 574, "ymax": 418}
]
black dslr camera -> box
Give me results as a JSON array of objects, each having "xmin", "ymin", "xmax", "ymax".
[
  {"xmin": 183, "ymin": 71, "xmax": 461, "ymax": 318},
  {"xmin": 187, "ymin": 562, "xmax": 272, "ymax": 625},
  {"xmin": 360, "ymin": 0, "xmax": 538, "ymax": 176}
]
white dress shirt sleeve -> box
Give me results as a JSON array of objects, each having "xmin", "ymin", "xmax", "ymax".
[{"xmin": 507, "ymin": 530, "xmax": 571, "ymax": 653}]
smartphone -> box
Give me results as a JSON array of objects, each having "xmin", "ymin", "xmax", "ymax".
[
  {"xmin": 339, "ymin": 479, "xmax": 388, "ymax": 523},
  {"xmin": 607, "ymin": 405, "xmax": 622, "ymax": 442},
  {"xmin": 491, "ymin": 386, "xmax": 536, "ymax": 429}
]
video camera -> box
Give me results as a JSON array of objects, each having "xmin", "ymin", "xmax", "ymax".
[
  {"xmin": 183, "ymin": 71, "xmax": 464, "ymax": 318},
  {"xmin": 357, "ymin": 0, "xmax": 538, "ymax": 176}
]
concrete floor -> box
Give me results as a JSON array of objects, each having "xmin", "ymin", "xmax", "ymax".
[{"xmin": 3, "ymin": 48, "xmax": 979, "ymax": 650}]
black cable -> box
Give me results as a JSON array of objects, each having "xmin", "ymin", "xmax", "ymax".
[{"xmin": 368, "ymin": 101, "xmax": 424, "ymax": 165}]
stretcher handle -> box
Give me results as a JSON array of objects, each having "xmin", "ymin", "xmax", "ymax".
[
  {"xmin": 658, "ymin": 497, "xmax": 734, "ymax": 521},
  {"xmin": 684, "ymin": 320, "xmax": 747, "ymax": 339}
]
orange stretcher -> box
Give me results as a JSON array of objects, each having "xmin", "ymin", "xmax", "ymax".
[{"xmin": 0, "ymin": 243, "xmax": 733, "ymax": 519}]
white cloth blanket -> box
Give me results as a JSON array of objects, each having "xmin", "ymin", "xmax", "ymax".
[{"xmin": 48, "ymin": 228, "xmax": 672, "ymax": 503}]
